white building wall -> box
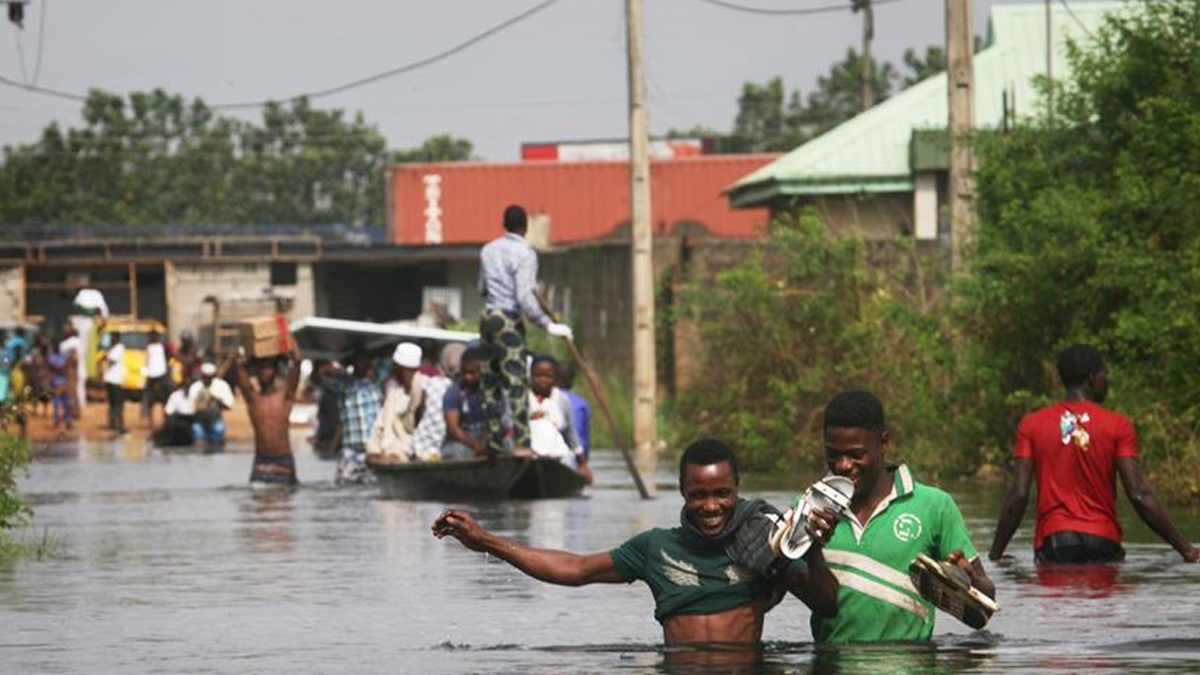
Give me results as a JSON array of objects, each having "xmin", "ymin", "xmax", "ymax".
[
  {"xmin": 166, "ymin": 262, "xmax": 315, "ymax": 342},
  {"xmin": 0, "ymin": 266, "xmax": 22, "ymax": 323},
  {"xmin": 913, "ymin": 172, "xmax": 939, "ymax": 241}
]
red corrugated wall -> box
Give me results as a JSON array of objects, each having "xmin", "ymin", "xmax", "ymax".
[{"xmin": 390, "ymin": 154, "xmax": 779, "ymax": 245}]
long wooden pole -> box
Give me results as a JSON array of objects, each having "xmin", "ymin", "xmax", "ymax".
[
  {"xmin": 859, "ymin": 0, "xmax": 875, "ymax": 111},
  {"xmin": 626, "ymin": 0, "xmax": 658, "ymax": 492},
  {"xmin": 946, "ymin": 0, "xmax": 976, "ymax": 269},
  {"xmin": 538, "ymin": 293, "xmax": 651, "ymax": 499}
]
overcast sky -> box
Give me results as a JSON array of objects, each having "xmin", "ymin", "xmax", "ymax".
[{"xmin": 0, "ymin": 0, "xmax": 1048, "ymax": 160}]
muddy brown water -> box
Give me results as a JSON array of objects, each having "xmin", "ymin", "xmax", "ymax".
[{"xmin": 2, "ymin": 435, "xmax": 1199, "ymax": 674}]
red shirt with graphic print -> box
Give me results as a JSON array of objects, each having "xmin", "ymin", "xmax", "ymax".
[{"xmin": 1014, "ymin": 401, "xmax": 1139, "ymax": 550}]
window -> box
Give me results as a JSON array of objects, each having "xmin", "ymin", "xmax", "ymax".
[{"xmin": 270, "ymin": 262, "xmax": 297, "ymax": 286}]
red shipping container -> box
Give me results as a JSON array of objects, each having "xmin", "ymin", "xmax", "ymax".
[{"xmin": 388, "ymin": 154, "xmax": 779, "ymax": 246}]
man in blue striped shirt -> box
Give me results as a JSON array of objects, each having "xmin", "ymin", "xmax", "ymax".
[{"xmin": 478, "ymin": 205, "xmax": 573, "ymax": 454}]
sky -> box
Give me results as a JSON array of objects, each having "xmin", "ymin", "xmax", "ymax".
[{"xmin": 0, "ymin": 0, "xmax": 1050, "ymax": 161}]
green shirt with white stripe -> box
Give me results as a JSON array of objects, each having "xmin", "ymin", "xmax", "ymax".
[{"xmin": 812, "ymin": 464, "xmax": 979, "ymax": 643}]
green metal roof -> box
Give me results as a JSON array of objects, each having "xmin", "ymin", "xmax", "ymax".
[{"xmin": 727, "ymin": 1, "xmax": 1124, "ymax": 207}]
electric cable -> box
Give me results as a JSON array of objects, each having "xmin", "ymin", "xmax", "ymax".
[
  {"xmin": 692, "ymin": 0, "xmax": 904, "ymax": 17},
  {"xmin": 1058, "ymin": 0, "xmax": 1096, "ymax": 39},
  {"xmin": 0, "ymin": 0, "xmax": 563, "ymax": 109}
]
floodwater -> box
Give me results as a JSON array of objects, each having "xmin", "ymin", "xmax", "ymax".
[{"xmin": 2, "ymin": 435, "xmax": 1199, "ymax": 674}]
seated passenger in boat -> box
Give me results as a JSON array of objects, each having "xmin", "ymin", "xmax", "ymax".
[
  {"xmin": 527, "ymin": 354, "xmax": 593, "ymax": 485},
  {"xmin": 366, "ymin": 342, "xmax": 424, "ymax": 462},
  {"xmin": 410, "ymin": 342, "xmax": 461, "ymax": 461},
  {"xmin": 441, "ymin": 347, "xmax": 489, "ymax": 460}
]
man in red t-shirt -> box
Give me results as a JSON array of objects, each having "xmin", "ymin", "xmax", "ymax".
[{"xmin": 989, "ymin": 344, "xmax": 1199, "ymax": 564}]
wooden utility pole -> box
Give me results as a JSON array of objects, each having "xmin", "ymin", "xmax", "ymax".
[
  {"xmin": 946, "ymin": 0, "xmax": 976, "ymax": 269},
  {"xmin": 1045, "ymin": 0, "xmax": 1053, "ymax": 126},
  {"xmin": 626, "ymin": 0, "xmax": 657, "ymax": 492},
  {"xmin": 856, "ymin": 0, "xmax": 875, "ymax": 111}
]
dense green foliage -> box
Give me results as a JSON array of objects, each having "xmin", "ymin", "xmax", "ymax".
[
  {"xmin": 0, "ymin": 90, "xmax": 473, "ymax": 229},
  {"xmin": 962, "ymin": 0, "xmax": 1200, "ymax": 498},
  {"xmin": 675, "ymin": 1, "xmax": 1200, "ymax": 500},
  {"xmin": 673, "ymin": 213, "xmax": 963, "ymax": 474},
  {"xmin": 0, "ymin": 401, "xmax": 33, "ymax": 534},
  {"xmin": 670, "ymin": 45, "xmax": 946, "ymax": 153}
]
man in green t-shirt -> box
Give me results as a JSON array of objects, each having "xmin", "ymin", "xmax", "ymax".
[
  {"xmin": 813, "ymin": 390, "xmax": 996, "ymax": 643},
  {"xmin": 432, "ymin": 438, "xmax": 839, "ymax": 645}
]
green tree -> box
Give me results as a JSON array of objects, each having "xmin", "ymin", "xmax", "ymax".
[
  {"xmin": 961, "ymin": 0, "xmax": 1200, "ymax": 496},
  {"xmin": 901, "ymin": 45, "xmax": 945, "ymax": 86},
  {"xmin": 675, "ymin": 212, "xmax": 957, "ymax": 473},
  {"xmin": 0, "ymin": 91, "xmax": 475, "ymax": 230},
  {"xmin": 728, "ymin": 77, "xmax": 807, "ymax": 153},
  {"xmin": 392, "ymin": 134, "xmax": 475, "ymax": 163},
  {"xmin": 799, "ymin": 48, "xmax": 898, "ymax": 136}
]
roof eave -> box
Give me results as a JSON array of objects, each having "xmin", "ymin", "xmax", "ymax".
[{"xmin": 729, "ymin": 176, "xmax": 915, "ymax": 208}]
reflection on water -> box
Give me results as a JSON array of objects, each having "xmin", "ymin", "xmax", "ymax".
[{"xmin": 1, "ymin": 436, "xmax": 1199, "ymax": 674}]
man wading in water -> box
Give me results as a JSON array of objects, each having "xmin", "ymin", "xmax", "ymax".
[
  {"xmin": 236, "ymin": 345, "xmax": 302, "ymax": 487},
  {"xmin": 433, "ymin": 439, "xmax": 839, "ymax": 649}
]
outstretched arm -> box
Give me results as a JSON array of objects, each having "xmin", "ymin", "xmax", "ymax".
[
  {"xmin": 432, "ymin": 509, "xmax": 626, "ymax": 586},
  {"xmin": 1117, "ymin": 457, "xmax": 1200, "ymax": 562},
  {"xmin": 989, "ymin": 457, "xmax": 1034, "ymax": 560}
]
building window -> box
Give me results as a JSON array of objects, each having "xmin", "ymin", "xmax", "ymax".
[{"xmin": 270, "ymin": 262, "xmax": 297, "ymax": 286}]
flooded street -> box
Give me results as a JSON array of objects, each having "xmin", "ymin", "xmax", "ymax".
[{"xmin": 3, "ymin": 437, "xmax": 1200, "ymax": 674}]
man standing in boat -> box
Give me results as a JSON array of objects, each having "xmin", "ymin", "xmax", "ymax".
[
  {"xmin": 433, "ymin": 439, "xmax": 840, "ymax": 645},
  {"xmin": 477, "ymin": 204, "xmax": 574, "ymax": 455},
  {"xmin": 235, "ymin": 344, "xmax": 302, "ymax": 487}
]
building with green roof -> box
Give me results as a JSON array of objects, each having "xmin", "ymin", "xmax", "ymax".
[{"xmin": 725, "ymin": 1, "xmax": 1122, "ymax": 242}]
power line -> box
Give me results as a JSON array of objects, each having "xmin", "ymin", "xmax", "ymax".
[
  {"xmin": 692, "ymin": 0, "xmax": 904, "ymax": 17},
  {"xmin": 213, "ymin": 0, "xmax": 564, "ymax": 110},
  {"xmin": 1058, "ymin": 0, "xmax": 1095, "ymax": 39},
  {"xmin": 0, "ymin": 0, "xmax": 564, "ymax": 110}
]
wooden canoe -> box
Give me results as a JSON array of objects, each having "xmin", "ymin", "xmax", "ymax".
[{"xmin": 367, "ymin": 455, "xmax": 587, "ymax": 501}]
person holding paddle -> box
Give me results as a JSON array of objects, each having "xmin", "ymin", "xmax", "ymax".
[
  {"xmin": 432, "ymin": 438, "xmax": 839, "ymax": 646},
  {"xmin": 477, "ymin": 204, "xmax": 573, "ymax": 456}
]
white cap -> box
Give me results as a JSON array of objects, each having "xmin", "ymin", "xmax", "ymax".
[
  {"xmin": 392, "ymin": 342, "xmax": 422, "ymax": 369},
  {"xmin": 200, "ymin": 362, "xmax": 217, "ymax": 376}
]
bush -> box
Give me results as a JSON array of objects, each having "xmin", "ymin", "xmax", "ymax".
[
  {"xmin": 673, "ymin": 212, "xmax": 970, "ymax": 475},
  {"xmin": 962, "ymin": 0, "xmax": 1200, "ymax": 498},
  {"xmin": 0, "ymin": 402, "xmax": 33, "ymax": 533}
]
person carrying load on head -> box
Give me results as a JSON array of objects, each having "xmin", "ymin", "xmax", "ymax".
[{"xmin": 477, "ymin": 204, "xmax": 574, "ymax": 455}]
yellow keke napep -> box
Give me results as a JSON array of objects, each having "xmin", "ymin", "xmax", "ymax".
[{"xmin": 96, "ymin": 317, "xmax": 182, "ymax": 394}]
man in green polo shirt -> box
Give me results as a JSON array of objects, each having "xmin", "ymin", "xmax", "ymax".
[
  {"xmin": 813, "ymin": 390, "xmax": 996, "ymax": 643},
  {"xmin": 432, "ymin": 438, "xmax": 839, "ymax": 645}
]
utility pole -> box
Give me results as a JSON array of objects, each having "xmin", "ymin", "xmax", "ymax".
[
  {"xmin": 1045, "ymin": 0, "xmax": 1053, "ymax": 127},
  {"xmin": 855, "ymin": 0, "xmax": 875, "ymax": 111},
  {"xmin": 946, "ymin": 0, "xmax": 975, "ymax": 269},
  {"xmin": 626, "ymin": 0, "xmax": 657, "ymax": 492}
]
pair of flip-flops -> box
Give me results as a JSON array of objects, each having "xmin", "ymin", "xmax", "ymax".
[
  {"xmin": 769, "ymin": 475, "xmax": 855, "ymax": 560},
  {"xmin": 908, "ymin": 553, "xmax": 1000, "ymax": 629}
]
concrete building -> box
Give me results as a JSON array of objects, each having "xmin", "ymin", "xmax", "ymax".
[{"xmin": 725, "ymin": 2, "xmax": 1120, "ymax": 240}]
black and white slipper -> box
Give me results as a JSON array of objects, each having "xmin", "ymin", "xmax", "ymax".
[{"xmin": 908, "ymin": 553, "xmax": 999, "ymax": 629}]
